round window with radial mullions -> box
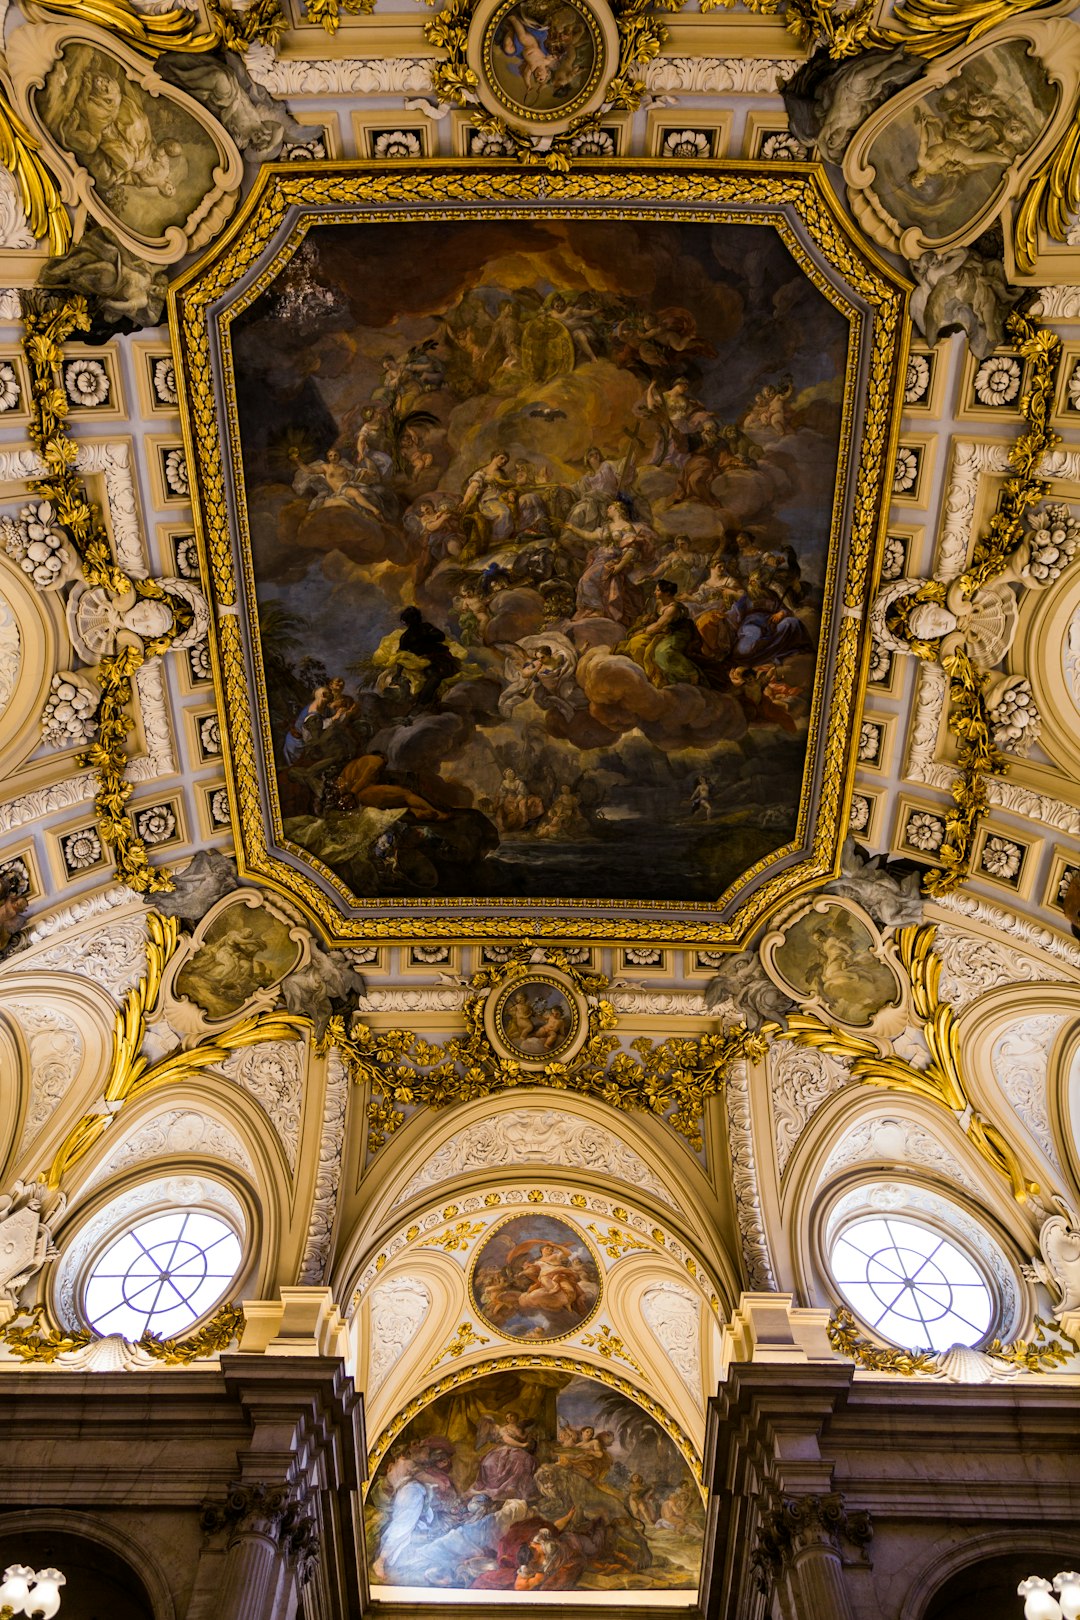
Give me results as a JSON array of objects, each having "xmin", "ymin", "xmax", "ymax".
[
  {"xmin": 83, "ymin": 1210, "xmax": 242, "ymax": 1339},
  {"xmin": 829, "ymin": 1214, "xmax": 995, "ymax": 1351}
]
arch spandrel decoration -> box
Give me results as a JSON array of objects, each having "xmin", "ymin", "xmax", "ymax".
[{"xmin": 172, "ymin": 161, "xmax": 907, "ymax": 946}]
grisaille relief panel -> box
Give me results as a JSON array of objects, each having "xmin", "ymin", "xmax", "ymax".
[
  {"xmin": 8, "ymin": 24, "xmax": 242, "ymax": 262},
  {"xmin": 175, "ymin": 168, "xmax": 906, "ymax": 942},
  {"xmin": 844, "ymin": 21, "xmax": 1080, "ymax": 261}
]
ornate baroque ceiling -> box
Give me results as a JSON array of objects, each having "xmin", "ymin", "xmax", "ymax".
[{"xmin": 0, "ymin": 0, "xmax": 1080, "ymax": 1605}]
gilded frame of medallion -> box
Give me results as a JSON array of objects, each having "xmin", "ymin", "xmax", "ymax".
[
  {"xmin": 468, "ymin": 0, "xmax": 617, "ymax": 134},
  {"xmin": 466, "ymin": 1210, "xmax": 603, "ymax": 1343},
  {"xmin": 170, "ymin": 161, "xmax": 908, "ymax": 946},
  {"xmin": 484, "ymin": 961, "xmax": 589, "ymax": 1070}
]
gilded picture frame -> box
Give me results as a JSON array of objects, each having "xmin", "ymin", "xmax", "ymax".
[{"xmin": 171, "ymin": 162, "xmax": 908, "ymax": 946}]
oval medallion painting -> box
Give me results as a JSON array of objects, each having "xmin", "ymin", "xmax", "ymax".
[
  {"xmin": 367, "ymin": 1367, "xmax": 703, "ymax": 1592},
  {"xmin": 482, "ymin": 0, "xmax": 605, "ymax": 122},
  {"xmin": 470, "ymin": 1215, "xmax": 600, "ymax": 1339},
  {"xmin": 494, "ymin": 976, "xmax": 579, "ymax": 1062}
]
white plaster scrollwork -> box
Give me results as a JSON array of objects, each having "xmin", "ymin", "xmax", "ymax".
[
  {"xmin": 367, "ymin": 1275, "xmax": 431, "ymax": 1396},
  {"xmin": 769, "ymin": 1044, "xmax": 852, "ymax": 1176},
  {"xmin": 821, "ymin": 1115, "xmax": 980, "ymax": 1194},
  {"xmin": 7, "ymin": 1001, "xmax": 84, "ymax": 1155},
  {"xmin": 85, "ymin": 1108, "xmax": 254, "ymax": 1186},
  {"xmin": 4, "ymin": 909, "xmax": 148, "ymax": 998},
  {"xmin": 0, "ymin": 590, "xmax": 21, "ymax": 719},
  {"xmin": 391, "ymin": 1108, "xmax": 678, "ymax": 1210},
  {"xmin": 297, "ymin": 1046, "xmax": 348, "ymax": 1285},
  {"xmin": 931, "ymin": 902, "xmax": 1080, "ymax": 982},
  {"xmin": 0, "ymin": 1180, "xmax": 64, "ymax": 1302},
  {"xmin": 1025, "ymin": 1196, "xmax": 1080, "ymax": 1316},
  {"xmin": 0, "ymin": 168, "xmax": 36, "ymax": 249},
  {"xmin": 244, "ymin": 44, "xmax": 435, "ymax": 95},
  {"xmin": 990, "ymin": 1015, "xmax": 1067, "ymax": 1171},
  {"xmin": 643, "ymin": 57, "xmax": 795, "ymax": 93},
  {"xmin": 1031, "ymin": 286, "xmax": 1080, "ymax": 318},
  {"xmin": 0, "ymin": 290, "xmax": 20, "ymax": 321},
  {"xmin": 724, "ymin": 1059, "xmax": 777, "ymax": 1290},
  {"xmin": 641, "ymin": 1279, "xmax": 701, "ymax": 1408},
  {"xmin": 0, "ymin": 773, "xmax": 98, "ymax": 834},
  {"xmin": 222, "ymin": 1041, "xmax": 304, "ymax": 1172}
]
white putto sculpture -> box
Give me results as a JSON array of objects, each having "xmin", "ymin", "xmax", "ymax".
[
  {"xmin": 0, "ymin": 1180, "xmax": 65, "ymax": 1304},
  {"xmin": 1025, "ymin": 1196, "xmax": 1080, "ymax": 1317}
]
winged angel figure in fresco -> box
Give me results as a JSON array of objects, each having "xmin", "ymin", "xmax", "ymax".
[{"xmin": 238, "ymin": 219, "xmax": 845, "ymax": 905}]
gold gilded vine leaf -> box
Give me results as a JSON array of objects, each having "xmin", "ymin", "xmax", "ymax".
[
  {"xmin": 0, "ymin": 1300, "xmax": 244, "ymax": 1364},
  {"xmin": 320, "ymin": 949, "xmax": 765, "ymax": 1151},
  {"xmin": 829, "ymin": 1307, "xmax": 1078, "ymax": 1375},
  {"xmin": 784, "ymin": 924, "xmax": 1039, "ymax": 1202}
]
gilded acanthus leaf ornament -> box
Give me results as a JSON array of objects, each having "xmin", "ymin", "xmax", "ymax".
[
  {"xmin": 783, "ymin": 924, "xmax": 1040, "ymax": 1202},
  {"xmin": 0, "ymin": 1300, "xmax": 244, "ymax": 1364},
  {"xmin": 0, "ymin": 83, "xmax": 70, "ymax": 253},
  {"xmin": 828, "ymin": 1307, "xmax": 1078, "ymax": 1375},
  {"xmin": 319, "ymin": 948, "xmax": 767, "ymax": 1152},
  {"xmin": 22, "ymin": 0, "xmax": 287, "ymax": 53}
]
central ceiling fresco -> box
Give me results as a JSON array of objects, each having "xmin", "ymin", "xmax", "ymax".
[{"xmin": 177, "ymin": 169, "xmax": 906, "ymax": 941}]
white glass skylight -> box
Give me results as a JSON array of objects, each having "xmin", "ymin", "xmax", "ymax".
[
  {"xmin": 829, "ymin": 1214, "xmax": 994, "ymax": 1351},
  {"xmin": 83, "ymin": 1210, "xmax": 242, "ymax": 1340}
]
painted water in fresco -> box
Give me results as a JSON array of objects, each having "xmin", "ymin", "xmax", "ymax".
[
  {"xmin": 365, "ymin": 1367, "xmax": 703, "ymax": 1593},
  {"xmin": 232, "ymin": 219, "xmax": 849, "ymax": 903}
]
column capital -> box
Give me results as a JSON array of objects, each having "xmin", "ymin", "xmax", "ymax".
[
  {"xmin": 201, "ymin": 1480, "xmax": 320, "ymax": 1585},
  {"xmin": 753, "ymin": 1491, "xmax": 872, "ymax": 1586}
]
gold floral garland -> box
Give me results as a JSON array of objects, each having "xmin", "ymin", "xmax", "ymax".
[
  {"xmin": 0, "ymin": 1299, "xmax": 245, "ymax": 1364},
  {"xmin": 884, "ymin": 313, "xmax": 1063, "ymax": 896},
  {"xmin": 320, "ymin": 948, "xmax": 768, "ymax": 1151},
  {"xmin": 19, "ymin": 292, "xmax": 198, "ymax": 894},
  {"xmin": 828, "ymin": 1306, "xmax": 1078, "ymax": 1375}
]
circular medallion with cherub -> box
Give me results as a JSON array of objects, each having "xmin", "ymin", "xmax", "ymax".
[
  {"xmin": 470, "ymin": 0, "xmax": 616, "ymax": 133},
  {"xmin": 485, "ymin": 965, "xmax": 589, "ymax": 1069},
  {"xmin": 469, "ymin": 1212, "xmax": 602, "ymax": 1341}
]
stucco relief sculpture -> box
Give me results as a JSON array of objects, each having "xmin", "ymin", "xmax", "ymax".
[
  {"xmin": 0, "ymin": 1179, "xmax": 64, "ymax": 1304},
  {"xmin": 842, "ymin": 25, "xmax": 1079, "ymax": 263},
  {"xmin": 1025, "ymin": 1196, "xmax": 1080, "ymax": 1318},
  {"xmin": 760, "ymin": 895, "xmax": 907, "ymax": 1036},
  {"xmin": 7, "ymin": 24, "xmax": 244, "ymax": 263}
]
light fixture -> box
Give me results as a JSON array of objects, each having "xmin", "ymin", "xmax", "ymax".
[
  {"xmin": 0, "ymin": 1565, "xmax": 65, "ymax": 1619},
  {"xmin": 1018, "ymin": 1574, "xmax": 1080, "ymax": 1620}
]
